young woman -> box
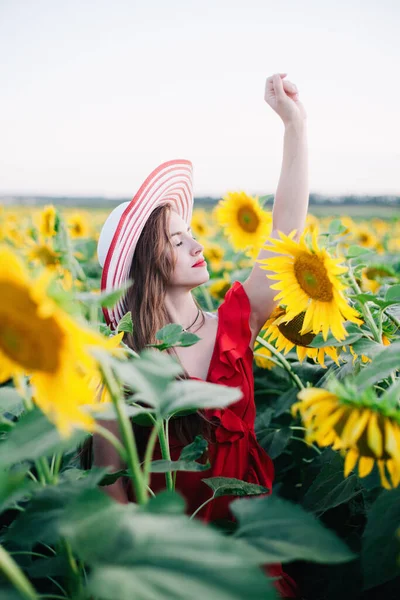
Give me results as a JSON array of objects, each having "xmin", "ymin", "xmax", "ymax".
[{"xmin": 89, "ymin": 72, "xmax": 309, "ymax": 598}]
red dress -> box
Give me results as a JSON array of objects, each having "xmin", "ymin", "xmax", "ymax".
[{"xmin": 129, "ymin": 281, "xmax": 299, "ymax": 598}]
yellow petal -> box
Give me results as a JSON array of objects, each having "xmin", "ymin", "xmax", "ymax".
[
  {"xmin": 377, "ymin": 460, "xmax": 392, "ymax": 490},
  {"xmin": 358, "ymin": 456, "xmax": 374, "ymax": 478},
  {"xmin": 384, "ymin": 419, "xmax": 400, "ymax": 461},
  {"xmin": 341, "ymin": 409, "xmax": 370, "ymax": 447},
  {"xmin": 367, "ymin": 412, "xmax": 383, "ymax": 458},
  {"xmin": 344, "ymin": 449, "xmax": 359, "ymax": 477}
]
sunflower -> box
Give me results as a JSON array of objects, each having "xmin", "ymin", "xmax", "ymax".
[
  {"xmin": 203, "ymin": 242, "xmax": 225, "ymax": 272},
  {"xmin": 257, "ymin": 228, "xmax": 363, "ymax": 342},
  {"xmin": 209, "ymin": 274, "xmax": 231, "ymax": 301},
  {"xmin": 0, "ymin": 246, "xmax": 116, "ymax": 438},
  {"xmin": 67, "ymin": 212, "xmax": 90, "ymax": 238},
  {"xmin": 261, "ymin": 306, "xmax": 340, "ymax": 368},
  {"xmin": 191, "ymin": 208, "xmax": 213, "ymax": 238},
  {"xmin": 353, "ymin": 225, "xmax": 379, "ymax": 249},
  {"xmin": 292, "ymin": 385, "xmax": 400, "ymax": 489},
  {"xmin": 36, "ymin": 205, "xmax": 57, "ymax": 238},
  {"xmin": 213, "ymin": 191, "xmax": 272, "ymax": 258},
  {"xmin": 27, "ymin": 241, "xmax": 61, "ymax": 268}
]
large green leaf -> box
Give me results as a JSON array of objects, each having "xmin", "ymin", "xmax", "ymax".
[
  {"xmin": 57, "ymin": 488, "xmax": 276, "ymax": 600},
  {"xmin": 5, "ymin": 467, "xmax": 109, "ymax": 547},
  {"xmin": 301, "ymin": 452, "xmax": 362, "ymax": 516},
  {"xmin": 361, "ymin": 487, "xmax": 400, "ymax": 590},
  {"xmin": 232, "ymin": 494, "xmax": 356, "ymax": 564},
  {"xmin": 159, "ymin": 380, "xmax": 242, "ymax": 419},
  {"xmin": 350, "ymin": 338, "xmax": 384, "ymax": 359},
  {"xmin": 256, "ymin": 427, "xmax": 292, "ymax": 460},
  {"xmin": 110, "ymin": 350, "xmax": 183, "ymax": 408},
  {"xmin": 0, "ymin": 467, "xmax": 38, "ymax": 513},
  {"xmin": 0, "ymin": 408, "xmax": 86, "ymax": 469},
  {"xmin": 353, "ymin": 341, "xmax": 400, "ymax": 389}
]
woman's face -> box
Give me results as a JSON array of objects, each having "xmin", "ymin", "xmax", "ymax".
[{"xmin": 168, "ymin": 210, "xmax": 209, "ymax": 288}]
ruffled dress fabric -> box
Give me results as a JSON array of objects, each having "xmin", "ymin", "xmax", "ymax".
[{"xmin": 127, "ymin": 281, "xmax": 299, "ymax": 598}]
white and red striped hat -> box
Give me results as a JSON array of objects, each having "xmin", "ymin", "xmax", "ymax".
[{"xmin": 98, "ymin": 159, "xmax": 194, "ymax": 329}]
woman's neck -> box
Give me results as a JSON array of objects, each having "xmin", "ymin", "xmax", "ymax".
[{"xmin": 164, "ymin": 287, "xmax": 199, "ymax": 330}]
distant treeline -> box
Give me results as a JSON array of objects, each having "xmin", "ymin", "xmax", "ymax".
[{"xmin": 1, "ymin": 193, "xmax": 399, "ymax": 208}]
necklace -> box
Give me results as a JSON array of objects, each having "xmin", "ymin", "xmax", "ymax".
[{"xmin": 183, "ymin": 308, "xmax": 201, "ymax": 332}]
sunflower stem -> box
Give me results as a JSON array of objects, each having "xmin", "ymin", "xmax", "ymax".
[
  {"xmin": 156, "ymin": 420, "xmax": 174, "ymax": 491},
  {"xmin": 346, "ymin": 268, "xmax": 381, "ymax": 343},
  {"xmin": 291, "ymin": 435, "xmax": 322, "ymax": 454},
  {"xmin": 142, "ymin": 421, "xmax": 162, "ymax": 488},
  {"xmin": 255, "ymin": 336, "xmax": 304, "ymax": 390},
  {"xmin": 100, "ymin": 361, "xmax": 148, "ymax": 504},
  {"xmin": 253, "ymin": 353, "xmax": 283, "ymax": 370},
  {"xmin": 0, "ymin": 544, "xmax": 38, "ymax": 599},
  {"xmin": 94, "ymin": 424, "xmax": 128, "ymax": 463}
]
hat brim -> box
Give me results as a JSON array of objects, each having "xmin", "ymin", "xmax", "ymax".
[{"xmin": 101, "ymin": 159, "xmax": 194, "ymax": 330}]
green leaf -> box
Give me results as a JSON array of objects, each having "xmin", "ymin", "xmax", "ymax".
[
  {"xmin": 0, "ymin": 467, "xmax": 37, "ymax": 513},
  {"xmin": 232, "ymin": 494, "xmax": 356, "ymax": 564},
  {"xmin": 149, "ymin": 459, "xmax": 211, "ymax": 473},
  {"xmin": 350, "ymin": 338, "xmax": 384, "ymax": 359},
  {"xmin": 328, "ymin": 219, "xmax": 348, "ymax": 235},
  {"xmin": 349, "ymin": 291, "xmax": 399, "ymax": 310},
  {"xmin": 301, "ymin": 452, "xmax": 362, "ymax": 516},
  {"xmin": 76, "ymin": 278, "xmax": 133, "ymax": 309},
  {"xmin": 361, "ymin": 487, "xmax": 400, "ymax": 589},
  {"xmin": 256, "ymin": 427, "xmax": 292, "ymax": 460},
  {"xmin": 380, "ymin": 379, "xmax": 400, "ymax": 409},
  {"xmin": 153, "ymin": 324, "xmax": 201, "ymax": 349},
  {"xmin": 117, "ymin": 311, "xmax": 133, "ymax": 334},
  {"xmin": 0, "ymin": 408, "xmax": 87, "ymax": 469},
  {"xmin": 346, "ymin": 245, "xmax": 374, "ymax": 258},
  {"xmin": 155, "ymin": 323, "xmax": 183, "ymax": 343},
  {"xmin": 58, "ymin": 488, "xmax": 276, "ymax": 600},
  {"xmin": 202, "ymin": 477, "xmax": 269, "ymax": 498},
  {"xmin": 109, "ymin": 350, "xmax": 183, "ymax": 410},
  {"xmin": 159, "ymin": 380, "xmax": 242, "ymax": 419},
  {"xmin": 353, "ymin": 341, "xmax": 400, "ymax": 389},
  {"xmin": 0, "ymin": 386, "xmax": 25, "ymax": 417},
  {"xmin": 5, "ymin": 468, "xmax": 109, "ymax": 546},
  {"xmin": 384, "ymin": 284, "xmax": 400, "ymax": 304},
  {"xmin": 179, "ymin": 435, "xmax": 208, "ymax": 462},
  {"xmin": 139, "ymin": 490, "xmax": 186, "ymax": 515},
  {"xmin": 308, "ymin": 331, "xmax": 363, "ymax": 348}
]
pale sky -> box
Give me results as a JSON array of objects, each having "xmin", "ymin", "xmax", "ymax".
[{"xmin": 1, "ymin": 0, "xmax": 399, "ymax": 197}]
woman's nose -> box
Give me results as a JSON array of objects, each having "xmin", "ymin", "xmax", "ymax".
[{"xmin": 191, "ymin": 239, "xmax": 204, "ymax": 254}]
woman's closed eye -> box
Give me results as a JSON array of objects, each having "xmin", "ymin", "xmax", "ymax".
[{"xmin": 176, "ymin": 235, "xmax": 197, "ymax": 247}]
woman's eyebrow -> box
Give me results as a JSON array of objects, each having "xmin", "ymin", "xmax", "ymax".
[{"xmin": 171, "ymin": 226, "xmax": 191, "ymax": 237}]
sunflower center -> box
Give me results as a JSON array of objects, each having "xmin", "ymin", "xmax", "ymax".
[
  {"xmin": 0, "ymin": 282, "xmax": 64, "ymax": 373},
  {"xmin": 358, "ymin": 233, "xmax": 370, "ymax": 244},
  {"xmin": 293, "ymin": 253, "xmax": 333, "ymax": 301},
  {"xmin": 237, "ymin": 206, "xmax": 260, "ymax": 233},
  {"xmin": 277, "ymin": 312, "xmax": 316, "ymax": 347}
]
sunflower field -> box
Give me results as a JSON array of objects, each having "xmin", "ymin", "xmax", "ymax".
[{"xmin": 0, "ymin": 195, "xmax": 399, "ymax": 600}]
